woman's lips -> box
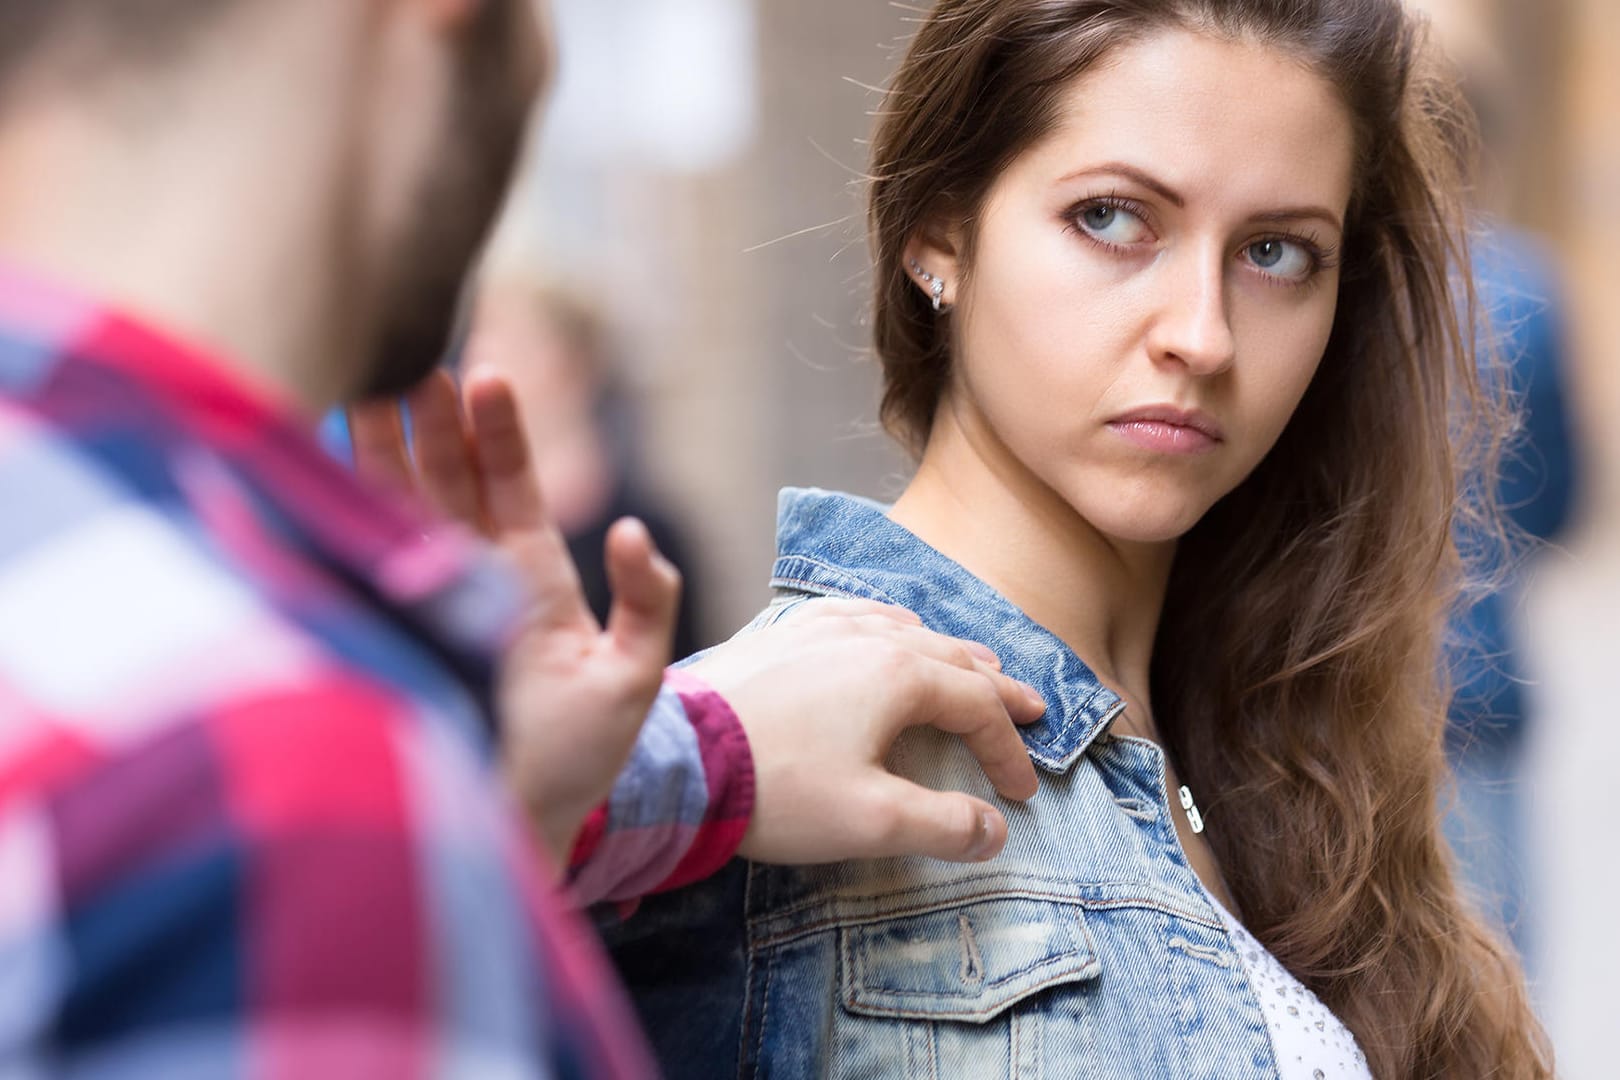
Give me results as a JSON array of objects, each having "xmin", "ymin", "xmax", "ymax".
[{"xmin": 1106, "ymin": 406, "xmax": 1224, "ymax": 456}]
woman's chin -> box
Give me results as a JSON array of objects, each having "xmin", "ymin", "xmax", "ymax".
[{"xmin": 1078, "ymin": 499, "xmax": 1212, "ymax": 547}]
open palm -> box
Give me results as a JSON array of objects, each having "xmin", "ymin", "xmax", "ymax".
[{"xmin": 349, "ymin": 369, "xmax": 680, "ymax": 861}]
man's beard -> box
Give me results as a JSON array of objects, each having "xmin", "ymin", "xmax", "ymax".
[{"xmin": 358, "ymin": 1, "xmax": 533, "ymax": 400}]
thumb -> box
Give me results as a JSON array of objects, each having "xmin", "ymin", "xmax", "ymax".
[
  {"xmin": 865, "ymin": 777, "xmax": 1009, "ymax": 863},
  {"xmin": 604, "ymin": 517, "xmax": 682, "ymax": 671}
]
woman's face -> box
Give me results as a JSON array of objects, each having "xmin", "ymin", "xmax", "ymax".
[{"xmin": 919, "ymin": 28, "xmax": 1355, "ymax": 544}]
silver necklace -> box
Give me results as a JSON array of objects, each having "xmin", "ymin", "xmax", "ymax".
[
  {"xmin": 1110, "ymin": 708, "xmax": 1207, "ymax": 835},
  {"xmin": 1178, "ymin": 785, "xmax": 1206, "ymax": 834}
]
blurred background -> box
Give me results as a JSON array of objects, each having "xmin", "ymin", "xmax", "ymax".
[{"xmin": 484, "ymin": 1, "xmax": 1619, "ymax": 1073}]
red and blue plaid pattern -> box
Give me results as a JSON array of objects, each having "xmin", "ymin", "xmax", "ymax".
[{"xmin": 0, "ymin": 261, "xmax": 753, "ymax": 1079}]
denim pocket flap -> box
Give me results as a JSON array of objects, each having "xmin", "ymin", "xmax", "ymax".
[{"xmin": 840, "ymin": 897, "xmax": 1101, "ymax": 1023}]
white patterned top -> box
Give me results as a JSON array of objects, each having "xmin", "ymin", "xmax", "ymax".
[{"xmin": 1209, "ymin": 895, "xmax": 1373, "ymax": 1080}]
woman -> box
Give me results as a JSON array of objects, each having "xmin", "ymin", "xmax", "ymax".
[{"xmin": 606, "ymin": 1, "xmax": 1551, "ymax": 1076}]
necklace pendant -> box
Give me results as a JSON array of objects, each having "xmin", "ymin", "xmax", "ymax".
[{"xmin": 1178, "ymin": 785, "xmax": 1206, "ymax": 834}]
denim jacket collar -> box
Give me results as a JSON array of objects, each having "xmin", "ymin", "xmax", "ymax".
[{"xmin": 771, "ymin": 487, "xmax": 1123, "ymax": 774}]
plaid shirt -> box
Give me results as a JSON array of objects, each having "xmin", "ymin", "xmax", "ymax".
[{"xmin": 0, "ymin": 261, "xmax": 754, "ymax": 1078}]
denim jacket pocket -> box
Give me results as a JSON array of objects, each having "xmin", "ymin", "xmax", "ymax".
[{"xmin": 840, "ymin": 896, "xmax": 1101, "ymax": 1024}]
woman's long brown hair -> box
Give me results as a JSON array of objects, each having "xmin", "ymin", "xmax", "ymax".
[{"xmin": 868, "ymin": 2, "xmax": 1552, "ymax": 1076}]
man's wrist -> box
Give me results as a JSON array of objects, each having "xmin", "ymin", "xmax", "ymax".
[{"xmin": 654, "ymin": 668, "xmax": 757, "ymax": 886}]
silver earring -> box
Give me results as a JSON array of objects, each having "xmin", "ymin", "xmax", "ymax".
[{"xmin": 908, "ymin": 258, "xmax": 947, "ymax": 313}]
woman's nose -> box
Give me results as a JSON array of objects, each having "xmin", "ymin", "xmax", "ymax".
[{"xmin": 1146, "ymin": 248, "xmax": 1236, "ymax": 377}]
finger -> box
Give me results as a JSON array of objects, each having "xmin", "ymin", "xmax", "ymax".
[
  {"xmin": 993, "ymin": 669, "xmax": 1047, "ymax": 726},
  {"xmin": 462, "ymin": 370, "xmax": 595, "ymax": 632},
  {"xmin": 901, "ymin": 659, "xmax": 1039, "ymax": 801},
  {"xmin": 776, "ymin": 597, "xmax": 923, "ymax": 628},
  {"xmin": 463, "ymin": 367, "xmax": 546, "ymax": 533},
  {"xmin": 501, "ymin": 525, "xmax": 599, "ymax": 637},
  {"xmin": 856, "ymin": 618, "xmax": 1004, "ymax": 671},
  {"xmin": 405, "ymin": 370, "xmax": 487, "ymax": 533},
  {"xmin": 604, "ymin": 517, "xmax": 682, "ymax": 672},
  {"xmin": 863, "ymin": 777, "xmax": 1009, "ymax": 862},
  {"xmin": 347, "ymin": 398, "xmax": 415, "ymax": 494},
  {"xmin": 878, "ymin": 624, "xmax": 1046, "ymax": 725}
]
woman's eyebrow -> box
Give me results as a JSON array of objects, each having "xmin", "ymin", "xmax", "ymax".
[
  {"xmin": 1058, "ymin": 162, "xmax": 1185, "ymax": 206},
  {"xmin": 1249, "ymin": 207, "xmax": 1345, "ymax": 234}
]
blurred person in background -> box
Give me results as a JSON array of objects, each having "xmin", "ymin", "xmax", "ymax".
[
  {"xmin": 607, "ymin": 1, "xmax": 1552, "ymax": 1077},
  {"xmin": 465, "ymin": 272, "xmax": 708, "ymax": 657},
  {"xmin": 1416, "ymin": 0, "xmax": 1581, "ymax": 972},
  {"xmin": 0, "ymin": 1, "xmax": 1058, "ymax": 1076}
]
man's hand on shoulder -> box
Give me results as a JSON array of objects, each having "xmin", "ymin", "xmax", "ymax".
[{"xmin": 687, "ymin": 598, "xmax": 1045, "ymax": 865}]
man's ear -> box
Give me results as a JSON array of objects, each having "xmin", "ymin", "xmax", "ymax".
[
  {"xmin": 414, "ymin": 0, "xmax": 480, "ymax": 31},
  {"xmin": 902, "ymin": 215, "xmax": 965, "ymax": 310},
  {"xmin": 412, "ymin": 0, "xmax": 551, "ymax": 102},
  {"xmin": 400, "ymin": 0, "xmax": 489, "ymax": 35}
]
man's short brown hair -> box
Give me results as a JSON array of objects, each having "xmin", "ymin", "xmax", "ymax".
[{"xmin": 0, "ymin": 0, "xmax": 239, "ymax": 100}]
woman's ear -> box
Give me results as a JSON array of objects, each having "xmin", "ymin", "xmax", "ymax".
[{"xmin": 903, "ymin": 217, "xmax": 965, "ymax": 312}]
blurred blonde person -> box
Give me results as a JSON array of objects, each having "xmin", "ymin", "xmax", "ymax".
[{"xmin": 466, "ymin": 275, "xmax": 707, "ymax": 656}]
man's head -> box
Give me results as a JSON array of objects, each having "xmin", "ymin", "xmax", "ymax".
[
  {"xmin": 0, "ymin": 0, "xmax": 552, "ymax": 403},
  {"xmin": 0, "ymin": 2, "xmax": 238, "ymax": 101}
]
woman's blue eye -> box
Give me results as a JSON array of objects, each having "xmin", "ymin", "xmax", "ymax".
[
  {"xmin": 1245, "ymin": 238, "xmax": 1315, "ymax": 281},
  {"xmin": 1083, "ymin": 206, "xmax": 1117, "ymax": 230},
  {"xmin": 1075, "ymin": 203, "xmax": 1152, "ymax": 244}
]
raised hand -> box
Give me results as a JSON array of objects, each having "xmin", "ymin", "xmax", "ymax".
[{"xmin": 349, "ymin": 369, "xmax": 680, "ymax": 861}]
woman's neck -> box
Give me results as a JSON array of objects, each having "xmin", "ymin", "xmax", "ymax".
[{"xmin": 887, "ymin": 402, "xmax": 1175, "ymax": 713}]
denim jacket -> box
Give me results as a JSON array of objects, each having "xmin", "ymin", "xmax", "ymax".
[{"xmin": 604, "ymin": 488, "xmax": 1285, "ymax": 1079}]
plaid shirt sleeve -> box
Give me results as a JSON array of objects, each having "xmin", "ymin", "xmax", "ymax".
[{"xmin": 567, "ymin": 669, "xmax": 755, "ymax": 907}]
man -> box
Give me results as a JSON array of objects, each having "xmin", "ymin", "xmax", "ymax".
[{"xmin": 0, "ymin": 1, "xmax": 1044, "ymax": 1076}]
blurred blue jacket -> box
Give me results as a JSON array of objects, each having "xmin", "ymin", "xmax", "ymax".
[{"xmin": 1449, "ymin": 226, "xmax": 1578, "ymax": 748}]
